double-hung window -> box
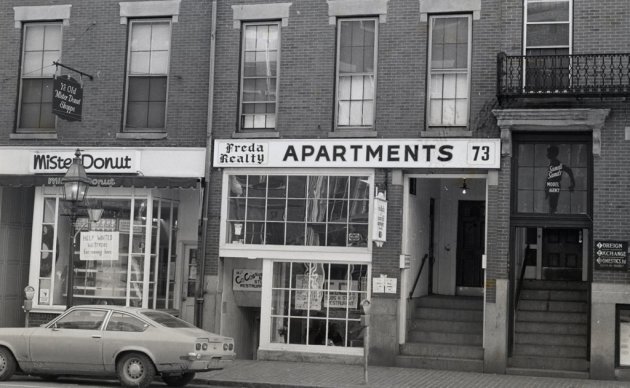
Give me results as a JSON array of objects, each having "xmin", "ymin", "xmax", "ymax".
[
  {"xmin": 336, "ymin": 18, "xmax": 377, "ymax": 129},
  {"xmin": 18, "ymin": 23, "xmax": 61, "ymax": 131},
  {"xmin": 427, "ymin": 15, "xmax": 471, "ymax": 127},
  {"xmin": 124, "ymin": 19, "xmax": 171, "ymax": 131},
  {"xmin": 524, "ymin": 0, "xmax": 572, "ymax": 91},
  {"xmin": 240, "ymin": 22, "xmax": 280, "ymax": 130}
]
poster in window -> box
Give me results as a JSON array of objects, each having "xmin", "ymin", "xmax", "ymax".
[
  {"xmin": 294, "ymin": 274, "xmax": 323, "ymax": 311},
  {"xmin": 324, "ymin": 280, "xmax": 358, "ymax": 309}
]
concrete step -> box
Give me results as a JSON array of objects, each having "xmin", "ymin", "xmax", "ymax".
[
  {"xmin": 515, "ymin": 332, "xmax": 587, "ymax": 347},
  {"xmin": 518, "ymin": 300, "xmax": 587, "ymax": 313},
  {"xmin": 515, "ymin": 321, "xmax": 587, "ymax": 335},
  {"xmin": 520, "ymin": 289, "xmax": 587, "ymax": 302},
  {"xmin": 411, "ymin": 319, "xmax": 483, "ymax": 334},
  {"xmin": 415, "ymin": 295, "xmax": 483, "ymax": 311},
  {"xmin": 401, "ymin": 342, "xmax": 484, "ymax": 359},
  {"xmin": 506, "ymin": 367, "xmax": 590, "ymax": 379},
  {"xmin": 517, "ymin": 310, "xmax": 587, "ymax": 324},
  {"xmin": 415, "ymin": 307, "xmax": 483, "ymax": 322},
  {"xmin": 409, "ymin": 330, "xmax": 483, "ymax": 346},
  {"xmin": 522, "ymin": 280, "xmax": 589, "ymax": 291},
  {"xmin": 509, "ymin": 355, "xmax": 589, "ymax": 372},
  {"xmin": 396, "ymin": 355, "xmax": 484, "ymax": 372},
  {"xmin": 513, "ymin": 344, "xmax": 587, "ymax": 358}
]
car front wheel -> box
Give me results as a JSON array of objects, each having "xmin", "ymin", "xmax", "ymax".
[
  {"xmin": 0, "ymin": 347, "xmax": 17, "ymax": 381},
  {"xmin": 116, "ymin": 352, "xmax": 156, "ymax": 388},
  {"xmin": 162, "ymin": 372, "xmax": 196, "ymax": 387}
]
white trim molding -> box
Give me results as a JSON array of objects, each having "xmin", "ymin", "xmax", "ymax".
[
  {"xmin": 119, "ymin": 0, "xmax": 181, "ymax": 24},
  {"xmin": 419, "ymin": 0, "xmax": 481, "ymax": 22},
  {"xmin": 14, "ymin": 5, "xmax": 72, "ymax": 28},
  {"xmin": 327, "ymin": 0, "xmax": 389, "ymax": 24},
  {"xmin": 232, "ymin": 3, "xmax": 292, "ymax": 29},
  {"xmin": 492, "ymin": 108, "xmax": 610, "ymax": 156}
]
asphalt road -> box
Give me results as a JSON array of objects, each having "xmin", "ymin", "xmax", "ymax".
[{"xmin": 4, "ymin": 375, "xmax": 228, "ymax": 388}]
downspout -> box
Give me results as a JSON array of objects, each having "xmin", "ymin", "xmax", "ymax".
[{"xmin": 196, "ymin": 0, "xmax": 217, "ymax": 328}]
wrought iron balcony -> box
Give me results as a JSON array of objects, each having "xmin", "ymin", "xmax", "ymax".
[{"xmin": 497, "ymin": 52, "xmax": 630, "ymax": 99}]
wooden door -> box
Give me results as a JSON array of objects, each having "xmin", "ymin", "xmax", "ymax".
[{"xmin": 456, "ymin": 201, "xmax": 485, "ymax": 288}]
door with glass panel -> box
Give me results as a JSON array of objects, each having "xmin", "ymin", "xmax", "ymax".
[{"xmin": 180, "ymin": 243, "xmax": 198, "ymax": 324}]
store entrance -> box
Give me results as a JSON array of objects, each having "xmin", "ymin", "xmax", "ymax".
[
  {"xmin": 542, "ymin": 228, "xmax": 582, "ymax": 281},
  {"xmin": 456, "ymin": 200, "xmax": 485, "ymax": 288}
]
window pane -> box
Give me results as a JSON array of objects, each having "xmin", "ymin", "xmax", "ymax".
[
  {"xmin": 130, "ymin": 51, "xmax": 151, "ymax": 74},
  {"xmin": 131, "ymin": 23, "xmax": 151, "ymax": 50},
  {"xmin": 23, "ymin": 52, "xmax": 43, "ymax": 77},
  {"xmin": 430, "ymin": 75, "xmax": 443, "ymax": 98},
  {"xmin": 527, "ymin": 1, "xmax": 570, "ymax": 22},
  {"xmin": 339, "ymin": 77, "xmax": 351, "ymax": 100},
  {"xmin": 527, "ymin": 24, "xmax": 570, "ymax": 47},
  {"xmin": 42, "ymin": 52, "xmax": 59, "ymax": 76},
  {"xmin": 149, "ymin": 77, "xmax": 167, "ymax": 101},
  {"xmin": 150, "ymin": 51, "xmax": 169, "ymax": 74},
  {"xmin": 127, "ymin": 102, "xmax": 148, "ymax": 127},
  {"xmin": 455, "ymin": 99, "xmax": 468, "ymax": 126},
  {"xmin": 147, "ymin": 102, "xmax": 165, "ymax": 127},
  {"xmin": 442, "ymin": 74, "xmax": 456, "ymax": 98},
  {"xmin": 338, "ymin": 102, "xmax": 350, "ymax": 126},
  {"xmin": 349, "ymin": 101, "xmax": 363, "ymax": 125},
  {"xmin": 442, "ymin": 99, "xmax": 455, "ymax": 124},
  {"xmin": 128, "ymin": 77, "xmax": 150, "ymax": 101},
  {"xmin": 429, "ymin": 99, "xmax": 442, "ymax": 125},
  {"xmin": 288, "ymin": 176, "xmax": 307, "ymax": 198},
  {"xmin": 56, "ymin": 310, "xmax": 108, "ymax": 330},
  {"xmin": 25, "ymin": 25, "xmax": 45, "ymax": 51},
  {"xmin": 151, "ymin": 23, "xmax": 171, "ymax": 51}
]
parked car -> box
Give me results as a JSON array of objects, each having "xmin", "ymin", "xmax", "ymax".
[{"xmin": 0, "ymin": 305, "xmax": 235, "ymax": 387}]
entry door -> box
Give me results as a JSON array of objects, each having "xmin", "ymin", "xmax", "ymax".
[
  {"xmin": 456, "ymin": 201, "xmax": 485, "ymax": 288},
  {"xmin": 542, "ymin": 228, "xmax": 582, "ymax": 281},
  {"xmin": 180, "ymin": 244, "xmax": 199, "ymax": 324}
]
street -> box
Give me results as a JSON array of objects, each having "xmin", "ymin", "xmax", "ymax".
[{"xmin": 4, "ymin": 375, "xmax": 227, "ymax": 388}]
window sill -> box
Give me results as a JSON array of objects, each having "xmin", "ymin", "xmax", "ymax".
[
  {"xmin": 117, "ymin": 132, "xmax": 168, "ymax": 140},
  {"xmin": 10, "ymin": 133, "xmax": 57, "ymax": 140},
  {"xmin": 421, "ymin": 128, "xmax": 472, "ymax": 137},
  {"xmin": 328, "ymin": 129, "xmax": 378, "ymax": 138},
  {"xmin": 232, "ymin": 131, "xmax": 280, "ymax": 139}
]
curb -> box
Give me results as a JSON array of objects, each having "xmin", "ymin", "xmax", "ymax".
[{"xmin": 193, "ymin": 378, "xmax": 340, "ymax": 388}]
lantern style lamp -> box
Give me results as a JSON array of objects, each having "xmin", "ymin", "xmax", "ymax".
[{"xmin": 62, "ymin": 149, "xmax": 91, "ymax": 203}]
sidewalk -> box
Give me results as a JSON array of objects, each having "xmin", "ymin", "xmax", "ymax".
[{"xmin": 195, "ymin": 360, "xmax": 630, "ymax": 388}]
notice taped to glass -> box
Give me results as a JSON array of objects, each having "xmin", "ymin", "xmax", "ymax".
[
  {"xmin": 53, "ymin": 75, "xmax": 83, "ymax": 121},
  {"xmin": 594, "ymin": 240, "xmax": 628, "ymax": 271}
]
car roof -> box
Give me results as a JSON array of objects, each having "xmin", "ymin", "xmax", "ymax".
[{"xmin": 69, "ymin": 305, "xmax": 150, "ymax": 314}]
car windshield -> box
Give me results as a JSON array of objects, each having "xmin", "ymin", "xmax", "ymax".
[{"xmin": 141, "ymin": 311, "xmax": 197, "ymax": 328}]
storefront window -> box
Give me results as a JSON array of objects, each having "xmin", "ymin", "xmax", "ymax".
[
  {"xmin": 515, "ymin": 141, "xmax": 589, "ymax": 215},
  {"xmin": 227, "ymin": 175, "xmax": 370, "ymax": 247},
  {"xmin": 270, "ymin": 261, "xmax": 368, "ymax": 348},
  {"xmin": 618, "ymin": 305, "xmax": 630, "ymax": 367},
  {"xmin": 36, "ymin": 196, "xmax": 178, "ymax": 308}
]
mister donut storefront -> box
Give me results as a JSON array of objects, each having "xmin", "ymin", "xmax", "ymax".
[
  {"xmin": 0, "ymin": 146, "xmax": 205, "ymax": 327},
  {"xmin": 211, "ymin": 138, "xmax": 500, "ymax": 363}
]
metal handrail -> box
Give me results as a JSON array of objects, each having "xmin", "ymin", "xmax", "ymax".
[
  {"xmin": 497, "ymin": 51, "xmax": 630, "ymax": 99},
  {"xmin": 409, "ymin": 253, "xmax": 430, "ymax": 299},
  {"xmin": 514, "ymin": 248, "xmax": 531, "ymax": 309}
]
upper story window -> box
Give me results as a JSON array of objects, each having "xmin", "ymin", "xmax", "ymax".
[
  {"xmin": 18, "ymin": 23, "xmax": 61, "ymax": 132},
  {"xmin": 427, "ymin": 15, "xmax": 471, "ymax": 127},
  {"xmin": 124, "ymin": 19, "xmax": 171, "ymax": 131},
  {"xmin": 335, "ymin": 18, "xmax": 377, "ymax": 129},
  {"xmin": 239, "ymin": 22, "xmax": 280, "ymax": 131},
  {"xmin": 524, "ymin": 0, "xmax": 572, "ymax": 89}
]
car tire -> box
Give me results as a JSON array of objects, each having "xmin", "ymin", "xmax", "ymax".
[
  {"xmin": 116, "ymin": 352, "xmax": 156, "ymax": 388},
  {"xmin": 0, "ymin": 347, "xmax": 17, "ymax": 381},
  {"xmin": 162, "ymin": 372, "xmax": 196, "ymax": 387}
]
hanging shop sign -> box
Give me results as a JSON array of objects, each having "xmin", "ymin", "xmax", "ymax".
[
  {"xmin": 594, "ymin": 240, "xmax": 628, "ymax": 271},
  {"xmin": 30, "ymin": 150, "xmax": 140, "ymax": 174},
  {"xmin": 213, "ymin": 139, "xmax": 500, "ymax": 169},
  {"xmin": 372, "ymin": 192, "xmax": 387, "ymax": 247},
  {"xmin": 233, "ymin": 269, "xmax": 262, "ymax": 291},
  {"xmin": 80, "ymin": 231, "xmax": 120, "ymax": 261},
  {"xmin": 52, "ymin": 75, "xmax": 83, "ymax": 122}
]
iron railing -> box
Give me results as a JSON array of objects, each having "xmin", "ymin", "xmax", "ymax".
[{"xmin": 497, "ymin": 52, "xmax": 630, "ymax": 99}]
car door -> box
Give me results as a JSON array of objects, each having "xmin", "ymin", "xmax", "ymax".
[
  {"xmin": 101, "ymin": 312, "xmax": 153, "ymax": 372},
  {"xmin": 29, "ymin": 308, "xmax": 108, "ymax": 374}
]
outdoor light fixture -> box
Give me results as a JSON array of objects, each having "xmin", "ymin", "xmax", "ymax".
[
  {"xmin": 461, "ymin": 179, "xmax": 468, "ymax": 195},
  {"xmin": 61, "ymin": 149, "xmax": 91, "ymax": 203}
]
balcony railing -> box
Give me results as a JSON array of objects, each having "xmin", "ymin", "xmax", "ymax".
[{"xmin": 497, "ymin": 52, "xmax": 630, "ymax": 99}]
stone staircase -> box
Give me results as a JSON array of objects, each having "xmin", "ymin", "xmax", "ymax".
[
  {"xmin": 507, "ymin": 280, "xmax": 589, "ymax": 379},
  {"xmin": 396, "ymin": 295, "xmax": 484, "ymax": 372}
]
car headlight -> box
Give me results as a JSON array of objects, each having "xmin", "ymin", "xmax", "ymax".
[
  {"xmin": 202, "ymin": 343, "xmax": 208, "ymax": 351},
  {"xmin": 196, "ymin": 343, "xmax": 201, "ymax": 351}
]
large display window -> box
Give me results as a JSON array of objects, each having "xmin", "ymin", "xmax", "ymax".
[{"xmin": 33, "ymin": 190, "xmax": 179, "ymax": 310}]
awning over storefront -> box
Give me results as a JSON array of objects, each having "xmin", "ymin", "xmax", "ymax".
[{"xmin": 0, "ymin": 175, "xmax": 201, "ymax": 189}]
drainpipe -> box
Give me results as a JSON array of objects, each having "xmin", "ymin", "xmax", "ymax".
[{"xmin": 196, "ymin": 0, "xmax": 217, "ymax": 329}]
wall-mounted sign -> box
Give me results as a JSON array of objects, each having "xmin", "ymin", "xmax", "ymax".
[
  {"xmin": 213, "ymin": 139, "xmax": 500, "ymax": 169},
  {"xmin": 53, "ymin": 75, "xmax": 83, "ymax": 122},
  {"xmin": 233, "ymin": 269, "xmax": 262, "ymax": 291},
  {"xmin": 372, "ymin": 274, "xmax": 397, "ymax": 294},
  {"xmin": 594, "ymin": 241, "xmax": 628, "ymax": 271},
  {"xmin": 80, "ymin": 231, "xmax": 119, "ymax": 261},
  {"xmin": 372, "ymin": 192, "xmax": 387, "ymax": 247},
  {"xmin": 30, "ymin": 151, "xmax": 140, "ymax": 174}
]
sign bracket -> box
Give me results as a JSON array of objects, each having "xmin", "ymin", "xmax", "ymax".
[{"xmin": 53, "ymin": 61, "xmax": 94, "ymax": 81}]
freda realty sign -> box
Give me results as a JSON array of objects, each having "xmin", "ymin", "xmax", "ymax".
[
  {"xmin": 30, "ymin": 150, "xmax": 140, "ymax": 174},
  {"xmin": 213, "ymin": 139, "xmax": 500, "ymax": 169}
]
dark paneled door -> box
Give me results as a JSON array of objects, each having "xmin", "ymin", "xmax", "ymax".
[
  {"xmin": 542, "ymin": 228, "xmax": 582, "ymax": 281},
  {"xmin": 456, "ymin": 201, "xmax": 485, "ymax": 288}
]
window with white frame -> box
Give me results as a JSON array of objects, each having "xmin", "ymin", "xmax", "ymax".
[
  {"xmin": 240, "ymin": 22, "xmax": 280, "ymax": 130},
  {"xmin": 336, "ymin": 18, "xmax": 377, "ymax": 129},
  {"xmin": 124, "ymin": 19, "xmax": 171, "ymax": 130},
  {"xmin": 427, "ymin": 15, "xmax": 471, "ymax": 127},
  {"xmin": 524, "ymin": 0, "xmax": 572, "ymax": 90},
  {"xmin": 227, "ymin": 174, "xmax": 371, "ymax": 247},
  {"xmin": 18, "ymin": 23, "xmax": 61, "ymax": 131},
  {"xmin": 36, "ymin": 196, "xmax": 178, "ymax": 309},
  {"xmin": 269, "ymin": 261, "xmax": 369, "ymax": 348}
]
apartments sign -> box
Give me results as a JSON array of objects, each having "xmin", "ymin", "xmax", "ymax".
[{"xmin": 213, "ymin": 139, "xmax": 500, "ymax": 169}]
